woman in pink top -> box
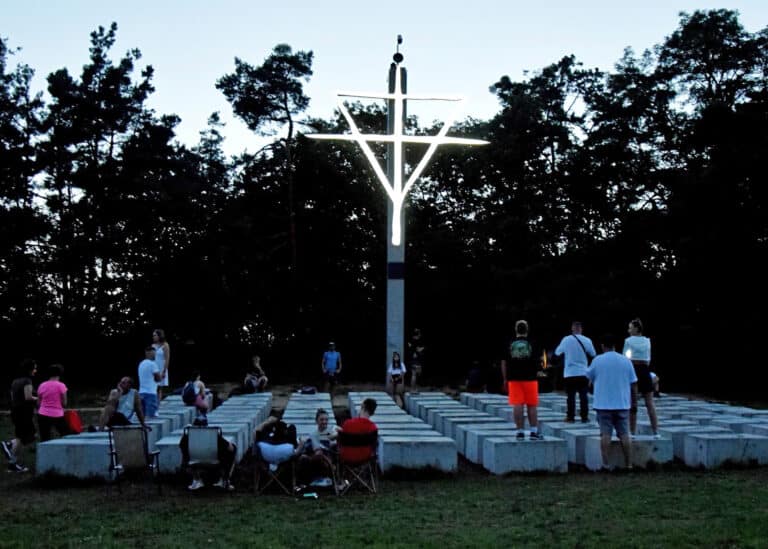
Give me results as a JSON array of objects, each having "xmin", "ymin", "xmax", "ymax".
[{"xmin": 37, "ymin": 364, "xmax": 70, "ymax": 441}]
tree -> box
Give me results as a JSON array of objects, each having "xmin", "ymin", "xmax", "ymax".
[
  {"xmin": 0, "ymin": 37, "xmax": 46, "ymax": 346},
  {"xmin": 217, "ymin": 44, "xmax": 313, "ymax": 276}
]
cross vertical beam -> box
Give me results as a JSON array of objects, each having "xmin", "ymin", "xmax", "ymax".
[{"xmin": 386, "ymin": 61, "xmax": 407, "ymax": 381}]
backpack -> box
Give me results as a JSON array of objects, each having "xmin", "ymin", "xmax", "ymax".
[{"xmin": 181, "ymin": 381, "xmax": 197, "ymax": 405}]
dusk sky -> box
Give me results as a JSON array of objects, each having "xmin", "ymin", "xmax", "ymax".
[{"xmin": 4, "ymin": 0, "xmax": 767, "ymax": 155}]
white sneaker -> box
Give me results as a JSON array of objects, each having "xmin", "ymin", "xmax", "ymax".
[
  {"xmin": 653, "ymin": 433, "xmax": 661, "ymax": 439},
  {"xmin": 188, "ymin": 479, "xmax": 204, "ymax": 491}
]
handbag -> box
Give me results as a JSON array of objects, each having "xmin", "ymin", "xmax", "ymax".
[{"xmin": 64, "ymin": 409, "xmax": 83, "ymax": 434}]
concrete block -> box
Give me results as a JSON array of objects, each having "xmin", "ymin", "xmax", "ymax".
[
  {"xmin": 37, "ymin": 438, "xmax": 111, "ymax": 479},
  {"xmin": 482, "ymin": 436, "xmax": 568, "ymax": 474},
  {"xmin": 441, "ymin": 416, "xmax": 506, "ymax": 441},
  {"xmin": 584, "ymin": 435, "xmax": 673, "ymax": 471},
  {"xmin": 463, "ymin": 426, "xmax": 519, "ymax": 463},
  {"xmin": 636, "ymin": 419, "xmax": 697, "ymax": 435},
  {"xmin": 710, "ymin": 417, "xmax": 768, "ymax": 433},
  {"xmin": 683, "ymin": 433, "xmax": 768, "ymax": 468},
  {"xmin": 377, "ymin": 436, "xmax": 457, "ymax": 473},
  {"xmin": 560, "ymin": 427, "xmax": 600, "ymax": 464},
  {"xmin": 657, "ymin": 425, "xmax": 731, "ymax": 459}
]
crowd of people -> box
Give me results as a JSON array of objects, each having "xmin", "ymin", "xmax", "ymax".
[
  {"xmin": 3, "ymin": 319, "xmax": 656, "ymax": 477},
  {"xmin": 496, "ymin": 316, "xmax": 660, "ymax": 471}
]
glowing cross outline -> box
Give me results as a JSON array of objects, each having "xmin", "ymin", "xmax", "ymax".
[{"xmin": 308, "ymin": 66, "xmax": 488, "ymax": 245}]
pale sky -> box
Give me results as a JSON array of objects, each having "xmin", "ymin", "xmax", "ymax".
[{"xmin": 3, "ymin": 0, "xmax": 767, "ymax": 156}]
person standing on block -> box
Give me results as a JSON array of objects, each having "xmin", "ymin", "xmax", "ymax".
[
  {"xmin": 501, "ymin": 320, "xmax": 543, "ymax": 440},
  {"xmin": 623, "ymin": 318, "xmax": 659, "ymax": 437},
  {"xmin": 321, "ymin": 342, "xmax": 342, "ymax": 396},
  {"xmin": 586, "ymin": 333, "xmax": 637, "ymax": 470},
  {"xmin": 407, "ymin": 328, "xmax": 425, "ymax": 390},
  {"xmin": 138, "ymin": 346, "xmax": 163, "ymax": 418},
  {"xmin": 554, "ymin": 321, "xmax": 597, "ymax": 423},
  {"xmin": 152, "ymin": 328, "xmax": 171, "ymax": 404}
]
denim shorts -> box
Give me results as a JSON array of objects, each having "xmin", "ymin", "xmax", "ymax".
[
  {"xmin": 140, "ymin": 393, "xmax": 159, "ymax": 417},
  {"xmin": 596, "ymin": 409, "xmax": 629, "ymax": 437}
]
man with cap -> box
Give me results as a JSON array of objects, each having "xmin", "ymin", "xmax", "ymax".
[{"xmin": 321, "ymin": 342, "xmax": 342, "ymax": 396}]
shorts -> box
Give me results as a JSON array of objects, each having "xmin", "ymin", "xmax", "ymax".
[
  {"xmin": 596, "ymin": 409, "xmax": 630, "ymax": 437},
  {"xmin": 507, "ymin": 380, "xmax": 539, "ymax": 406},
  {"xmin": 140, "ymin": 393, "xmax": 159, "ymax": 417},
  {"xmin": 10, "ymin": 408, "xmax": 36, "ymax": 444},
  {"xmin": 632, "ymin": 361, "xmax": 653, "ymax": 394}
]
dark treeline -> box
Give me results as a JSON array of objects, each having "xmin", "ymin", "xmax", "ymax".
[{"xmin": 1, "ymin": 11, "xmax": 767, "ymax": 399}]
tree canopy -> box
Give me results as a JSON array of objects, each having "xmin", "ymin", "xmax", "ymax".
[{"xmin": 1, "ymin": 10, "xmax": 766, "ymax": 400}]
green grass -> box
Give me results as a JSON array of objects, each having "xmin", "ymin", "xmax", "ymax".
[{"xmin": 2, "ymin": 402, "xmax": 768, "ymax": 548}]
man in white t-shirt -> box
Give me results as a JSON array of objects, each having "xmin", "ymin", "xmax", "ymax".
[
  {"xmin": 586, "ymin": 334, "xmax": 637, "ymax": 470},
  {"xmin": 138, "ymin": 346, "xmax": 163, "ymax": 418}
]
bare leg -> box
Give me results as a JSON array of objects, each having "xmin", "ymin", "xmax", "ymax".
[
  {"xmin": 629, "ymin": 385, "xmax": 638, "ymax": 435},
  {"xmin": 618, "ymin": 433, "xmax": 632, "ymax": 468},
  {"xmin": 600, "ymin": 433, "xmax": 612, "ymax": 468},
  {"xmin": 643, "ymin": 393, "xmax": 659, "ymax": 434},
  {"xmin": 527, "ymin": 405, "xmax": 538, "ymax": 431},
  {"xmin": 513, "ymin": 404, "xmax": 524, "ymax": 430}
]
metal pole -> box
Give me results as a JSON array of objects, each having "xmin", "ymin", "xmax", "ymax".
[{"xmin": 386, "ymin": 56, "xmax": 406, "ymax": 383}]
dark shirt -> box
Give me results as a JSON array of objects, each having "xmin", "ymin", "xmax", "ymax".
[
  {"xmin": 504, "ymin": 337, "xmax": 540, "ymax": 381},
  {"xmin": 10, "ymin": 377, "xmax": 34, "ymax": 411}
]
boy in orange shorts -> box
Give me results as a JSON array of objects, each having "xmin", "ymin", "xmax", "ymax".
[{"xmin": 500, "ymin": 320, "xmax": 543, "ymax": 440}]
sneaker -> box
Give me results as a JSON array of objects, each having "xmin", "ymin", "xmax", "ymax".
[
  {"xmin": 652, "ymin": 433, "xmax": 661, "ymax": 440},
  {"xmin": 516, "ymin": 432, "xmax": 525, "ymax": 441},
  {"xmin": 213, "ymin": 478, "xmax": 228, "ymax": 489},
  {"xmin": 581, "ymin": 418, "xmax": 590, "ymax": 424},
  {"xmin": 1, "ymin": 440, "xmax": 13, "ymax": 462},
  {"xmin": 563, "ymin": 417, "xmax": 575, "ymax": 423},
  {"xmin": 188, "ymin": 479, "xmax": 204, "ymax": 491},
  {"xmin": 7, "ymin": 463, "xmax": 29, "ymax": 473},
  {"xmin": 529, "ymin": 432, "xmax": 544, "ymax": 440}
]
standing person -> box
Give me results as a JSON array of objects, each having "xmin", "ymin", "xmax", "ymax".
[
  {"xmin": 37, "ymin": 364, "xmax": 70, "ymax": 442},
  {"xmin": 138, "ymin": 346, "xmax": 162, "ymax": 418},
  {"xmin": 500, "ymin": 320, "xmax": 543, "ymax": 440},
  {"xmin": 386, "ymin": 351, "xmax": 407, "ymax": 408},
  {"xmin": 554, "ymin": 321, "xmax": 597, "ymax": 423},
  {"xmin": 407, "ymin": 328, "xmax": 425, "ymax": 390},
  {"xmin": 152, "ymin": 328, "xmax": 171, "ymax": 403},
  {"xmin": 2, "ymin": 359, "xmax": 38, "ymax": 472},
  {"xmin": 623, "ymin": 318, "xmax": 659, "ymax": 437},
  {"xmin": 321, "ymin": 342, "xmax": 342, "ymax": 395},
  {"xmin": 586, "ymin": 333, "xmax": 638, "ymax": 470}
]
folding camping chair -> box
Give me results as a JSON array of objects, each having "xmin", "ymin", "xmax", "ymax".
[
  {"xmin": 336, "ymin": 429, "xmax": 379, "ymax": 495},
  {"xmin": 108, "ymin": 425, "xmax": 160, "ymax": 493},
  {"xmin": 253, "ymin": 442, "xmax": 297, "ymax": 496}
]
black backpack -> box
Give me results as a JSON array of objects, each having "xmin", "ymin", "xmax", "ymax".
[{"xmin": 181, "ymin": 381, "xmax": 197, "ymax": 405}]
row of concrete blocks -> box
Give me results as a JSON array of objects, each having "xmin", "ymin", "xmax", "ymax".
[
  {"xmin": 36, "ymin": 393, "xmax": 273, "ymax": 479},
  {"xmin": 280, "ymin": 392, "xmax": 337, "ymax": 438},
  {"xmin": 347, "ymin": 391, "xmax": 457, "ymax": 473},
  {"xmin": 459, "ymin": 392, "xmax": 768, "ymax": 470}
]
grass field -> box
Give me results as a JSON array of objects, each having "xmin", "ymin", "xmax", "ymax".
[{"xmin": 2, "ymin": 387, "xmax": 768, "ymax": 548}]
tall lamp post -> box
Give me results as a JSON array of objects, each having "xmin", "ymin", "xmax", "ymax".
[{"xmin": 308, "ymin": 38, "xmax": 487, "ymax": 379}]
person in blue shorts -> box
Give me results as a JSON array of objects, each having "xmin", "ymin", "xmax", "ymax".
[{"xmin": 321, "ymin": 342, "xmax": 342, "ymax": 395}]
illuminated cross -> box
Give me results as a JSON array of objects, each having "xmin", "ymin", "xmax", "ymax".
[{"xmin": 307, "ymin": 65, "xmax": 488, "ymax": 246}]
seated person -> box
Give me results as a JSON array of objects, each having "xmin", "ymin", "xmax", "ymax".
[
  {"xmin": 98, "ymin": 376, "xmax": 149, "ymax": 430},
  {"xmin": 298, "ymin": 408, "xmax": 338, "ymax": 485},
  {"xmin": 179, "ymin": 428, "xmax": 236, "ymax": 491},
  {"xmin": 253, "ymin": 416, "xmax": 301, "ymax": 467},
  {"xmin": 650, "ymin": 371, "xmax": 661, "ymax": 398},
  {"xmin": 465, "ymin": 361, "xmax": 486, "ymax": 393},
  {"xmin": 338, "ymin": 398, "xmax": 378, "ymax": 464},
  {"xmin": 185, "ymin": 372, "xmax": 210, "ymax": 426},
  {"xmin": 244, "ymin": 356, "xmax": 269, "ymax": 393}
]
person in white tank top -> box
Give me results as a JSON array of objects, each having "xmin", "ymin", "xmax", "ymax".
[
  {"xmin": 152, "ymin": 328, "xmax": 171, "ymax": 403},
  {"xmin": 623, "ymin": 318, "xmax": 659, "ymax": 437}
]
